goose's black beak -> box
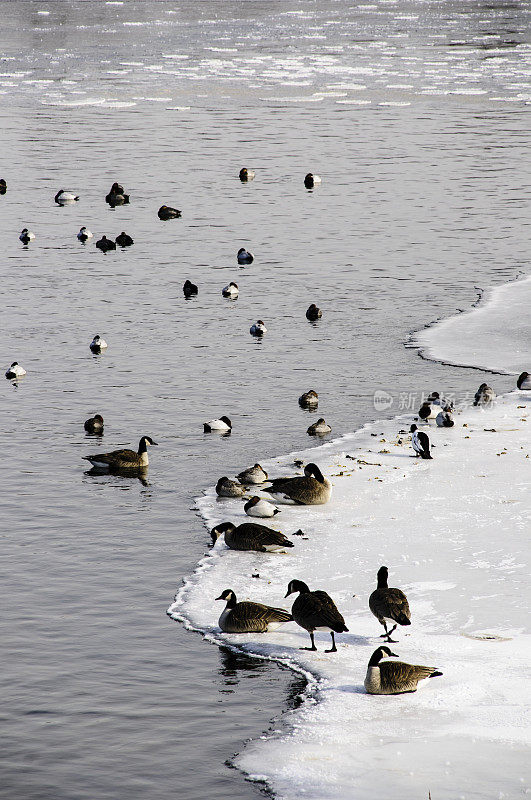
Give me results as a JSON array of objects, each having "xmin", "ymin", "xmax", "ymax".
[{"xmin": 215, "ymin": 595, "xmax": 224, "ymax": 601}]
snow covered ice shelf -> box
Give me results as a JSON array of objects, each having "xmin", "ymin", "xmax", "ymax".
[{"xmin": 169, "ymin": 391, "xmax": 531, "ymax": 800}]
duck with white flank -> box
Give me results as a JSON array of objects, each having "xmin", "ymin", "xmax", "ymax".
[
  {"xmin": 105, "ymin": 183, "xmax": 130, "ymax": 206},
  {"xmin": 364, "ymin": 646, "xmax": 442, "ymax": 695},
  {"xmin": 19, "ymin": 228, "xmax": 35, "ymax": 244},
  {"xmin": 90, "ymin": 335, "xmax": 108, "ymax": 352},
  {"xmin": 299, "ymin": 389, "xmax": 318, "ymax": 409},
  {"xmin": 306, "ymin": 304, "xmax": 322, "ymax": 321},
  {"xmin": 115, "ymin": 231, "xmax": 134, "ymax": 247},
  {"xmin": 517, "ymin": 371, "xmax": 531, "ymax": 390},
  {"xmin": 237, "ymin": 247, "xmax": 254, "ymax": 264},
  {"xmin": 158, "ymin": 205, "xmax": 181, "ymax": 220},
  {"xmin": 436, "ymin": 407, "xmax": 454, "ymax": 428},
  {"xmin": 473, "ymin": 383, "xmax": 495, "ymax": 406},
  {"xmin": 54, "ymin": 189, "xmax": 79, "ymax": 204},
  {"xmin": 307, "ymin": 418, "xmax": 331, "ymax": 436},
  {"xmin": 266, "ymin": 463, "xmax": 331, "ymax": 505},
  {"xmin": 84, "ymin": 414, "xmax": 104, "ymax": 434},
  {"xmin": 215, "ymin": 589, "xmax": 292, "ymax": 633},
  {"xmin": 183, "ymin": 280, "xmax": 198, "ymax": 297},
  {"xmin": 222, "ymin": 282, "xmax": 239, "ymax": 298},
  {"xmin": 239, "ymin": 168, "xmax": 255, "ymax": 182},
  {"xmin": 369, "ymin": 566, "xmax": 411, "ymax": 643},
  {"xmin": 83, "ymin": 436, "xmax": 157, "ymax": 471},
  {"xmin": 211, "ymin": 521, "xmax": 294, "ymax": 553},
  {"xmin": 304, "ymin": 173, "xmax": 321, "ymax": 189},
  {"xmin": 285, "ymin": 579, "xmax": 348, "ymax": 653},
  {"xmin": 77, "ymin": 226, "xmax": 93, "ymax": 243},
  {"xmin": 5, "ymin": 362, "xmax": 26, "ymax": 379},
  {"xmin": 250, "ymin": 320, "xmax": 267, "ymax": 337},
  {"xmin": 418, "ymin": 400, "xmax": 438, "ymax": 421},
  {"xmin": 96, "ymin": 235, "xmax": 116, "ymax": 253},
  {"xmin": 244, "ymin": 496, "xmax": 280, "ymax": 518},
  {"xmin": 203, "ymin": 416, "xmax": 232, "ymax": 433},
  {"xmin": 236, "ymin": 464, "xmax": 268, "ymax": 484},
  {"xmin": 215, "ymin": 477, "xmax": 246, "ymax": 498},
  {"xmin": 410, "ymin": 424, "xmax": 432, "ymax": 459}
]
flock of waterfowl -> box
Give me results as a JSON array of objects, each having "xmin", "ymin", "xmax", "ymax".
[{"xmin": 4, "ymin": 170, "xmax": 529, "ymax": 696}]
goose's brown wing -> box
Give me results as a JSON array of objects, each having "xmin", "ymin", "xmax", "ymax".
[
  {"xmin": 369, "ymin": 588, "xmax": 411, "ymax": 624},
  {"xmin": 84, "ymin": 448, "xmax": 137, "ymax": 465},
  {"xmin": 380, "ymin": 660, "xmax": 438, "ymax": 693},
  {"xmin": 241, "ymin": 523, "xmax": 292, "ymax": 548},
  {"xmin": 293, "ymin": 591, "xmax": 347, "ymax": 632},
  {"xmin": 235, "ymin": 602, "xmax": 292, "ymax": 631}
]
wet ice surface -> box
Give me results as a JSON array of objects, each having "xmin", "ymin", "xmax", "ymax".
[{"xmin": 170, "ymin": 391, "xmax": 531, "ymax": 799}]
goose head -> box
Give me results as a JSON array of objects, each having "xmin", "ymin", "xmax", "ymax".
[
  {"xmin": 210, "ymin": 522, "xmax": 236, "ymax": 543},
  {"xmin": 285, "ymin": 579, "xmax": 311, "ymax": 597},
  {"xmin": 304, "ymin": 463, "xmax": 325, "ymax": 482},
  {"xmin": 215, "ymin": 589, "xmax": 237, "ymax": 606},
  {"xmin": 368, "ymin": 646, "xmax": 398, "ymax": 666},
  {"xmin": 138, "ymin": 436, "xmax": 158, "ymax": 452}
]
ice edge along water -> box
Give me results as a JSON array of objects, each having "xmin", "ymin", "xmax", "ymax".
[{"xmin": 168, "ymin": 278, "xmax": 531, "ymax": 800}]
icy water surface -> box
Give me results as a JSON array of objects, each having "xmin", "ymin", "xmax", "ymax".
[{"xmin": 1, "ymin": 1, "xmax": 530, "ymax": 798}]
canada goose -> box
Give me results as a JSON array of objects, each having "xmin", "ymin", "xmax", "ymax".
[
  {"xmin": 77, "ymin": 226, "xmax": 93, "ymax": 242},
  {"xmin": 266, "ymin": 463, "xmax": 331, "ymax": 505},
  {"xmin": 418, "ymin": 401, "xmax": 438, "ymax": 421},
  {"xmin": 306, "ymin": 304, "xmax": 322, "ymax": 321},
  {"xmin": 244, "ymin": 496, "xmax": 280, "ymax": 518},
  {"xmin": 307, "ymin": 418, "xmax": 331, "ymax": 436},
  {"xmin": 96, "ymin": 235, "xmax": 116, "ymax": 252},
  {"xmin": 211, "ymin": 521, "xmax": 294, "ymax": 552},
  {"xmin": 304, "ymin": 173, "xmax": 321, "ymax": 189},
  {"xmin": 517, "ymin": 372, "xmax": 531, "ymax": 390},
  {"xmin": 0, "ymin": 178, "xmax": 6, "ymax": 194},
  {"xmin": 216, "ymin": 589, "xmax": 292, "ymax": 633},
  {"xmin": 250, "ymin": 320, "xmax": 267, "ymax": 336},
  {"xmin": 204, "ymin": 416, "xmax": 232, "ymax": 433},
  {"xmin": 19, "ymin": 228, "xmax": 35, "ymax": 244},
  {"xmin": 158, "ymin": 205, "xmax": 181, "ymax": 220},
  {"xmin": 410, "ymin": 424, "xmax": 432, "ymax": 459},
  {"xmin": 222, "ymin": 282, "xmax": 239, "ymax": 298},
  {"xmin": 364, "ymin": 646, "xmax": 442, "ymax": 695},
  {"xmin": 105, "ymin": 183, "xmax": 130, "ymax": 206},
  {"xmin": 473, "ymin": 383, "xmax": 495, "ymax": 406},
  {"xmin": 84, "ymin": 414, "xmax": 104, "ymax": 434},
  {"xmin": 115, "ymin": 231, "xmax": 134, "ymax": 247},
  {"xmin": 285, "ymin": 579, "xmax": 348, "ymax": 652},
  {"xmin": 369, "ymin": 566, "xmax": 411, "ymax": 642},
  {"xmin": 5, "ymin": 361, "xmax": 26, "ymax": 379},
  {"xmin": 298, "ymin": 390, "xmax": 318, "ymax": 409},
  {"xmin": 82, "ymin": 435, "xmax": 157, "ymax": 470},
  {"xmin": 183, "ymin": 279, "xmax": 198, "ymax": 297},
  {"xmin": 55, "ymin": 189, "xmax": 79, "ymax": 204},
  {"xmin": 236, "ymin": 464, "xmax": 268, "ymax": 484},
  {"xmin": 239, "ymin": 168, "xmax": 255, "ymax": 182},
  {"xmin": 90, "ymin": 335, "xmax": 108, "ymax": 352},
  {"xmin": 436, "ymin": 408, "xmax": 454, "ymax": 428},
  {"xmin": 215, "ymin": 477, "xmax": 246, "ymax": 498},
  {"xmin": 237, "ymin": 247, "xmax": 254, "ymax": 264}
]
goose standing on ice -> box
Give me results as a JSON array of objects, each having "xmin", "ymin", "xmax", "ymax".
[
  {"xmin": 222, "ymin": 282, "xmax": 239, "ymax": 298},
  {"xmin": 244, "ymin": 496, "xmax": 280, "ymax": 518},
  {"xmin": 364, "ymin": 646, "xmax": 442, "ymax": 695},
  {"xmin": 436, "ymin": 407, "xmax": 454, "ymax": 428},
  {"xmin": 239, "ymin": 168, "xmax": 255, "ymax": 181},
  {"xmin": 410, "ymin": 424, "xmax": 432, "ymax": 459},
  {"xmin": 307, "ymin": 418, "xmax": 331, "ymax": 436},
  {"xmin": 55, "ymin": 189, "xmax": 79, "ymax": 204},
  {"xmin": 211, "ymin": 521, "xmax": 294, "ymax": 552},
  {"xmin": 203, "ymin": 416, "xmax": 232, "ymax": 433},
  {"xmin": 90, "ymin": 334, "xmax": 108, "ymax": 352},
  {"xmin": 237, "ymin": 247, "xmax": 254, "ymax": 264},
  {"xmin": 236, "ymin": 464, "xmax": 268, "ymax": 484},
  {"xmin": 83, "ymin": 435, "xmax": 157, "ymax": 471},
  {"xmin": 5, "ymin": 362, "xmax": 26, "ymax": 379},
  {"xmin": 250, "ymin": 320, "xmax": 267, "ymax": 337},
  {"xmin": 473, "ymin": 383, "xmax": 496, "ymax": 406},
  {"xmin": 19, "ymin": 228, "xmax": 35, "ymax": 244},
  {"xmin": 285, "ymin": 579, "xmax": 348, "ymax": 653},
  {"xmin": 84, "ymin": 414, "xmax": 104, "ymax": 434},
  {"xmin": 77, "ymin": 226, "xmax": 93, "ymax": 243},
  {"xmin": 369, "ymin": 566, "xmax": 411, "ymax": 642},
  {"xmin": 215, "ymin": 589, "xmax": 292, "ymax": 633},
  {"xmin": 215, "ymin": 477, "xmax": 246, "ymax": 498},
  {"xmin": 266, "ymin": 463, "xmax": 331, "ymax": 505},
  {"xmin": 304, "ymin": 173, "xmax": 321, "ymax": 189},
  {"xmin": 517, "ymin": 372, "xmax": 531, "ymax": 390}
]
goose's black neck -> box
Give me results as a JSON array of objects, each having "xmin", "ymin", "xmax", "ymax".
[{"xmin": 377, "ymin": 567, "xmax": 389, "ymax": 589}]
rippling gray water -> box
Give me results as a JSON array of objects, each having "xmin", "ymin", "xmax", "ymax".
[{"xmin": 1, "ymin": 1, "xmax": 529, "ymax": 798}]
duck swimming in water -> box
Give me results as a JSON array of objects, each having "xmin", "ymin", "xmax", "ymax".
[
  {"xmin": 304, "ymin": 173, "xmax": 321, "ymax": 189},
  {"xmin": 307, "ymin": 418, "xmax": 331, "ymax": 436},
  {"xmin": 96, "ymin": 235, "xmax": 116, "ymax": 253},
  {"xmin": 90, "ymin": 334, "xmax": 108, "ymax": 352},
  {"xmin": 239, "ymin": 168, "xmax": 255, "ymax": 182},
  {"xmin": 306, "ymin": 304, "xmax": 322, "ymax": 321},
  {"xmin": 19, "ymin": 228, "xmax": 35, "ymax": 244},
  {"xmin": 204, "ymin": 416, "xmax": 232, "ymax": 433},
  {"xmin": 5, "ymin": 361, "xmax": 26, "ymax": 379},
  {"xmin": 84, "ymin": 414, "xmax": 104, "ymax": 434},
  {"xmin": 77, "ymin": 226, "xmax": 93, "ymax": 243},
  {"xmin": 250, "ymin": 320, "xmax": 267, "ymax": 337},
  {"xmin": 55, "ymin": 189, "xmax": 79, "ymax": 204},
  {"xmin": 237, "ymin": 248, "xmax": 254, "ymax": 264},
  {"xmin": 115, "ymin": 231, "xmax": 134, "ymax": 247},
  {"xmin": 222, "ymin": 282, "xmax": 239, "ymax": 298},
  {"xmin": 158, "ymin": 205, "xmax": 181, "ymax": 220}
]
